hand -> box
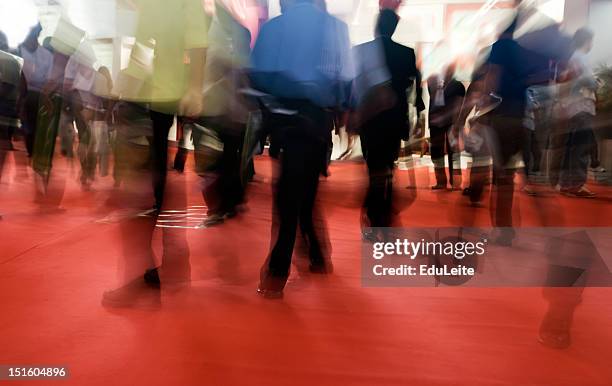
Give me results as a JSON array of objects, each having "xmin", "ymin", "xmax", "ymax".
[
  {"xmin": 179, "ymin": 89, "xmax": 204, "ymax": 118},
  {"xmin": 41, "ymin": 92, "xmax": 55, "ymax": 113},
  {"xmin": 448, "ymin": 129, "xmax": 459, "ymax": 150}
]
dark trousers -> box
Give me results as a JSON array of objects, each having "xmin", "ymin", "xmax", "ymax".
[
  {"xmin": 430, "ymin": 125, "xmax": 456, "ymax": 187},
  {"xmin": 560, "ymin": 113, "xmax": 595, "ymax": 190},
  {"xmin": 488, "ymin": 116, "xmax": 525, "ymax": 229},
  {"xmin": 149, "ymin": 110, "xmax": 174, "ymax": 210},
  {"xmin": 260, "ymin": 105, "xmax": 332, "ymax": 291},
  {"xmin": 360, "ymin": 130, "xmax": 398, "ymax": 228},
  {"xmin": 23, "ymin": 91, "xmax": 41, "ymax": 157},
  {"xmin": 0, "ymin": 125, "xmax": 10, "ymax": 183},
  {"xmin": 70, "ymin": 92, "xmax": 96, "ymax": 183},
  {"xmin": 589, "ymin": 132, "xmax": 600, "ymax": 167},
  {"xmin": 523, "ymin": 128, "xmax": 541, "ymax": 176},
  {"xmin": 193, "ymin": 128, "xmax": 244, "ymax": 216},
  {"xmin": 464, "ymin": 125, "xmax": 492, "ymax": 204}
]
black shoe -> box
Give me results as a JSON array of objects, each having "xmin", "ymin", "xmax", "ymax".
[
  {"xmin": 256, "ymin": 287, "xmax": 284, "ymax": 299},
  {"xmin": 362, "ymin": 229, "xmax": 379, "ymax": 243},
  {"xmin": 144, "ymin": 268, "xmax": 161, "ymax": 288},
  {"xmin": 494, "ymin": 229, "xmax": 516, "ymax": 247},
  {"xmin": 538, "ymin": 330, "xmax": 571, "ymax": 349},
  {"xmin": 431, "ymin": 184, "xmax": 447, "ymax": 190},
  {"xmin": 102, "ymin": 277, "xmax": 161, "ymax": 309},
  {"xmin": 462, "ymin": 187, "xmax": 472, "ymax": 196},
  {"xmin": 224, "ymin": 209, "xmax": 238, "ymax": 219},
  {"xmin": 199, "ymin": 214, "xmax": 225, "ymax": 228},
  {"xmin": 309, "ymin": 262, "xmax": 333, "ymax": 274}
]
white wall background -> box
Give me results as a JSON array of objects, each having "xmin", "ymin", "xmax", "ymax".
[{"xmin": 589, "ymin": 0, "xmax": 612, "ymax": 67}]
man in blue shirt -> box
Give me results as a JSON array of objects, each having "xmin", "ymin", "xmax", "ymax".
[{"xmin": 251, "ymin": 0, "xmax": 353, "ymax": 298}]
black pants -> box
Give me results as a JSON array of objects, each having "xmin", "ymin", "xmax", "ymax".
[
  {"xmin": 362, "ymin": 152, "xmax": 395, "ymax": 228},
  {"xmin": 488, "ymin": 116, "xmax": 525, "ymax": 229},
  {"xmin": 260, "ymin": 104, "xmax": 332, "ymax": 291},
  {"xmin": 149, "ymin": 110, "xmax": 175, "ymax": 210},
  {"xmin": 560, "ymin": 113, "xmax": 594, "ymax": 190},
  {"xmin": 430, "ymin": 125, "xmax": 456, "ymax": 187},
  {"xmin": 193, "ymin": 127, "xmax": 244, "ymax": 216},
  {"xmin": 523, "ymin": 128, "xmax": 542, "ymax": 176},
  {"xmin": 70, "ymin": 91, "xmax": 96, "ymax": 183},
  {"xmin": 23, "ymin": 91, "xmax": 41, "ymax": 157},
  {"xmin": 0, "ymin": 125, "xmax": 10, "ymax": 184},
  {"xmin": 360, "ymin": 127, "xmax": 399, "ymax": 228}
]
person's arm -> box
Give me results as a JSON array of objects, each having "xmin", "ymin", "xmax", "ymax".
[
  {"xmin": 179, "ymin": 47, "xmax": 207, "ymax": 117},
  {"xmin": 453, "ymin": 81, "xmax": 478, "ymax": 136}
]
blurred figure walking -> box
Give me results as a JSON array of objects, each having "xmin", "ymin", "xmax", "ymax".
[
  {"xmin": 559, "ymin": 28, "xmax": 598, "ymax": 198},
  {"xmin": 351, "ymin": 9, "xmax": 424, "ymax": 235},
  {"xmin": 17, "ymin": 24, "xmax": 53, "ymax": 158},
  {"xmin": 428, "ymin": 63, "xmax": 465, "ymax": 191},
  {"xmin": 251, "ymin": 0, "xmax": 353, "ymax": 298}
]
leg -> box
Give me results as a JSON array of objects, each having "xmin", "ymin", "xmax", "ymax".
[
  {"xmin": 559, "ymin": 114, "xmax": 594, "ymax": 193},
  {"xmin": 23, "ymin": 91, "xmax": 40, "ymax": 157},
  {"xmin": 488, "ymin": 117, "xmax": 524, "ymax": 242},
  {"xmin": 74, "ymin": 100, "xmax": 95, "ymax": 186},
  {"xmin": 193, "ymin": 126, "xmax": 225, "ymax": 221},
  {"xmin": 260, "ymin": 141, "xmax": 306, "ymax": 291},
  {"xmin": 430, "ymin": 125, "xmax": 448, "ymax": 188},
  {"xmin": 102, "ymin": 136, "xmax": 160, "ymax": 308},
  {"xmin": 523, "ymin": 127, "xmax": 533, "ymax": 178},
  {"xmin": 492, "ymin": 168, "xmax": 516, "ymax": 228},
  {"xmin": 365, "ymin": 158, "xmax": 393, "ymax": 228},
  {"xmin": 548, "ymin": 118, "xmax": 569, "ymax": 188},
  {"xmin": 445, "ymin": 128, "xmax": 462, "ymax": 189},
  {"xmin": 298, "ymin": 143, "xmax": 331, "ymax": 270},
  {"xmin": 587, "ymin": 127, "xmax": 601, "ymax": 169},
  {"xmin": 259, "ymin": 105, "xmax": 332, "ymax": 295},
  {"xmin": 149, "ymin": 111, "xmax": 174, "ymax": 210},
  {"xmin": 172, "ymin": 117, "xmax": 187, "ymax": 173},
  {"xmin": 0, "ymin": 125, "xmax": 9, "ymax": 185},
  {"xmin": 219, "ymin": 132, "xmax": 245, "ymax": 214}
]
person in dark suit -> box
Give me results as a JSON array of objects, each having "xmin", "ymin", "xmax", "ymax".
[
  {"xmin": 353, "ymin": 9, "xmax": 425, "ymax": 231},
  {"xmin": 427, "ymin": 63, "xmax": 465, "ymax": 190}
]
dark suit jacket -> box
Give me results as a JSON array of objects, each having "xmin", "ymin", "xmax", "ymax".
[
  {"xmin": 427, "ymin": 77, "xmax": 466, "ymax": 128},
  {"xmin": 354, "ymin": 36, "xmax": 424, "ymax": 142}
]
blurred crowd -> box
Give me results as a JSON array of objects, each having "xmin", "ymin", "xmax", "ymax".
[{"xmin": 0, "ymin": 0, "xmax": 610, "ymax": 349}]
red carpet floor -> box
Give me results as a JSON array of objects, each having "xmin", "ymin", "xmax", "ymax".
[{"xmin": 0, "ymin": 150, "xmax": 611, "ymax": 386}]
